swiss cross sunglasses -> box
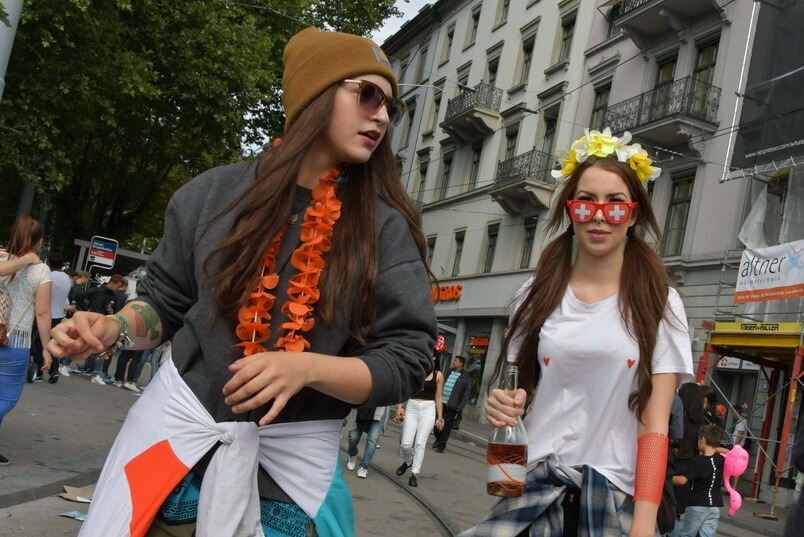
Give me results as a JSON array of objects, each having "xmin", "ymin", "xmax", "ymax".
[
  {"xmin": 566, "ymin": 200, "xmax": 638, "ymax": 225},
  {"xmin": 343, "ymin": 79, "xmax": 406, "ymax": 128}
]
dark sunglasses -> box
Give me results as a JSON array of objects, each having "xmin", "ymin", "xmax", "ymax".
[
  {"xmin": 566, "ymin": 200, "xmax": 638, "ymax": 225},
  {"xmin": 343, "ymin": 79, "xmax": 406, "ymax": 127}
]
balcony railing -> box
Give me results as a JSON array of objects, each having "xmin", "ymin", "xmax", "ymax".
[
  {"xmin": 444, "ymin": 82, "xmax": 503, "ymax": 122},
  {"xmin": 496, "ymin": 149, "xmax": 559, "ymax": 186},
  {"xmin": 603, "ymin": 76, "xmax": 721, "ymax": 134},
  {"xmin": 618, "ymin": 0, "xmax": 654, "ymax": 17}
]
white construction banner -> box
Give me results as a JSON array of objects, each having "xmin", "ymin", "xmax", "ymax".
[{"xmin": 734, "ymin": 238, "xmax": 804, "ymax": 303}]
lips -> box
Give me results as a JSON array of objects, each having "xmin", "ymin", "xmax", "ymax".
[
  {"xmin": 359, "ymin": 130, "xmax": 381, "ymax": 141},
  {"xmin": 588, "ymin": 229, "xmax": 610, "ymax": 237}
]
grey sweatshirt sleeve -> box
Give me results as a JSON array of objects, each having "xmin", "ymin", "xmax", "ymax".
[
  {"xmin": 354, "ymin": 209, "xmax": 437, "ymax": 407},
  {"xmin": 135, "ymin": 188, "xmax": 199, "ymax": 343}
]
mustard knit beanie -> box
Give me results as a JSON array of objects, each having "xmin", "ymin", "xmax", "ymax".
[{"xmin": 282, "ymin": 27, "xmax": 399, "ymax": 132}]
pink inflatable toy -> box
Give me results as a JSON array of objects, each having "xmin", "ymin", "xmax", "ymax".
[{"xmin": 722, "ymin": 444, "xmax": 750, "ymax": 516}]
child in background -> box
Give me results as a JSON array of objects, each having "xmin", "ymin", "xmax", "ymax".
[{"xmin": 672, "ymin": 424, "xmax": 725, "ymax": 537}]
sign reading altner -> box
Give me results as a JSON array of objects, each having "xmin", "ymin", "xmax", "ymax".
[{"xmin": 734, "ymin": 238, "xmax": 804, "ymax": 303}]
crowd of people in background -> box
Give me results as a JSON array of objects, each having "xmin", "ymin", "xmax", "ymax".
[{"xmin": 0, "ymin": 214, "xmax": 170, "ymax": 466}]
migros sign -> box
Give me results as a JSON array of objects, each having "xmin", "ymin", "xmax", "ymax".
[{"xmin": 431, "ymin": 285, "xmax": 462, "ymax": 302}]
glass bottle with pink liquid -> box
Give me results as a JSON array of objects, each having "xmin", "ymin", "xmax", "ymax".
[{"xmin": 486, "ymin": 364, "xmax": 528, "ymax": 497}]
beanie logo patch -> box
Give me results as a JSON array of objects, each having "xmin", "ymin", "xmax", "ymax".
[{"xmin": 372, "ymin": 47, "xmax": 391, "ymax": 68}]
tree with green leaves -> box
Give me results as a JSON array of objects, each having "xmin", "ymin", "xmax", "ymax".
[
  {"xmin": 1, "ymin": 2, "xmax": 11, "ymax": 27},
  {"xmin": 0, "ymin": 0, "xmax": 399, "ymax": 255}
]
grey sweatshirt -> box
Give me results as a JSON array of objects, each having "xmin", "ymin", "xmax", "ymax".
[{"xmin": 136, "ymin": 160, "xmax": 436, "ymax": 501}]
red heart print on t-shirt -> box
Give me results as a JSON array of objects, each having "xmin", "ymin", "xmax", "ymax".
[
  {"xmin": 543, "ymin": 357, "xmax": 551, "ymax": 366},
  {"xmin": 627, "ymin": 359, "xmax": 636, "ymax": 368}
]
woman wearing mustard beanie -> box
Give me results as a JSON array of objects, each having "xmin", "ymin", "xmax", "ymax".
[{"xmin": 48, "ymin": 27, "xmax": 436, "ymax": 537}]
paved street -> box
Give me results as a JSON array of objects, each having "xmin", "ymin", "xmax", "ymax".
[{"xmin": 0, "ymin": 371, "xmax": 790, "ymax": 536}]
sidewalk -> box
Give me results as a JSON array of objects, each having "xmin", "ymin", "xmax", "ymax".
[
  {"xmin": 452, "ymin": 418, "xmax": 788, "ymax": 537},
  {"xmin": 0, "ymin": 371, "xmax": 136, "ymax": 508}
]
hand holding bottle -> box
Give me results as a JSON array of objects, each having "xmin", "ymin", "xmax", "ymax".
[
  {"xmin": 487, "ymin": 365, "xmax": 528, "ymax": 497},
  {"xmin": 485, "ymin": 387, "xmax": 526, "ymax": 427}
]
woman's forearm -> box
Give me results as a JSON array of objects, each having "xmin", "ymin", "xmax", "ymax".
[
  {"xmin": 632, "ymin": 373, "xmax": 676, "ymax": 535},
  {"xmin": 35, "ymin": 312, "xmax": 51, "ymax": 350},
  {"xmin": 0, "ymin": 254, "xmax": 35, "ymax": 276},
  {"xmin": 305, "ymin": 353, "xmax": 372, "ymax": 405}
]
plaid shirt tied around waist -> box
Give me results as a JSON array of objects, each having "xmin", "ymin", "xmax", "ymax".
[{"xmin": 458, "ymin": 459, "xmax": 633, "ymax": 537}]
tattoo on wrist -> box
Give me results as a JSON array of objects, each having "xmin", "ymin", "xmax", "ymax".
[{"xmin": 130, "ymin": 303, "xmax": 161, "ymax": 341}]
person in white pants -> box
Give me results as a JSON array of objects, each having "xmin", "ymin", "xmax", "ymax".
[{"xmin": 394, "ymin": 355, "xmax": 444, "ymax": 487}]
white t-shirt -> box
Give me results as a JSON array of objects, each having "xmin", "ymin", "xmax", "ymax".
[
  {"xmin": 733, "ymin": 418, "xmax": 748, "ymax": 446},
  {"xmin": 50, "ymin": 270, "xmax": 71, "ymax": 320},
  {"xmin": 0, "ymin": 255, "xmax": 51, "ymax": 349},
  {"xmin": 508, "ymin": 278, "xmax": 693, "ymax": 495}
]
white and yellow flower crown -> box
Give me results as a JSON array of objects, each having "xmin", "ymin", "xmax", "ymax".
[{"xmin": 550, "ymin": 128, "xmax": 661, "ymax": 184}]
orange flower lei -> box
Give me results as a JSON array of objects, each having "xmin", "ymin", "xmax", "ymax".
[{"xmin": 235, "ymin": 143, "xmax": 342, "ymax": 356}]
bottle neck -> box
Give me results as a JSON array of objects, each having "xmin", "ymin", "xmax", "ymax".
[{"xmin": 502, "ymin": 366, "xmax": 519, "ymax": 392}]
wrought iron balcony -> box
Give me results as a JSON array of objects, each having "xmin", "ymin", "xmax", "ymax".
[
  {"xmin": 603, "ymin": 76, "xmax": 720, "ymax": 151},
  {"xmin": 615, "ymin": 0, "xmax": 727, "ymax": 49},
  {"xmin": 441, "ymin": 83, "xmax": 503, "ymax": 143},
  {"xmin": 490, "ymin": 149, "xmax": 560, "ymax": 216}
]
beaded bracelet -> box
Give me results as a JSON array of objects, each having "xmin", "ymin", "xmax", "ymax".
[{"xmin": 105, "ymin": 313, "xmax": 134, "ymax": 350}]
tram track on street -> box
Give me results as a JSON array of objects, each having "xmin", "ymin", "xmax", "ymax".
[
  {"xmin": 370, "ymin": 461, "xmax": 460, "ymax": 537},
  {"xmin": 339, "ymin": 443, "xmax": 461, "ymax": 536}
]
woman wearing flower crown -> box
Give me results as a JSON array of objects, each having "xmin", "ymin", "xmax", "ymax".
[
  {"xmin": 461, "ymin": 128, "xmax": 693, "ymax": 537},
  {"xmin": 47, "ymin": 28, "xmax": 436, "ymax": 537}
]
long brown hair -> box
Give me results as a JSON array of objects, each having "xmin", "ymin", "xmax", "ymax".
[
  {"xmin": 6, "ymin": 215, "xmax": 43, "ymax": 282},
  {"xmin": 205, "ymin": 84, "xmax": 429, "ymax": 343},
  {"xmin": 491, "ymin": 157, "xmax": 675, "ymax": 422}
]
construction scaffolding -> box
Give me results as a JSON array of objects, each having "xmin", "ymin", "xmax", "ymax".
[{"xmin": 694, "ymin": 247, "xmax": 804, "ymax": 519}]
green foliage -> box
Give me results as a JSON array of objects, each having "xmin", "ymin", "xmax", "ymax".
[
  {"xmin": 0, "ymin": 0, "xmax": 398, "ymax": 254},
  {"xmin": 0, "ymin": 2, "xmax": 10, "ymax": 27}
]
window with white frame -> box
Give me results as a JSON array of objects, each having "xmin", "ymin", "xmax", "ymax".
[
  {"xmin": 520, "ymin": 217, "xmax": 538, "ymax": 268},
  {"xmin": 400, "ymin": 99, "xmax": 416, "ymax": 148},
  {"xmin": 558, "ymin": 13, "xmax": 575, "ymax": 63},
  {"xmin": 430, "ymin": 89, "xmax": 442, "ymax": 131},
  {"xmin": 451, "ymin": 230, "xmax": 465, "ymax": 276},
  {"xmin": 457, "ymin": 62, "xmax": 471, "ymax": 89},
  {"xmin": 483, "ymin": 223, "xmax": 500, "ymax": 273},
  {"xmin": 416, "ymin": 44, "xmax": 429, "ymax": 82},
  {"xmin": 468, "ymin": 142, "xmax": 483, "ymax": 190},
  {"xmin": 466, "ymin": 6, "xmax": 481, "ymax": 47},
  {"xmin": 426, "ymin": 235, "xmax": 437, "ymax": 267},
  {"xmin": 400, "ymin": 54, "xmax": 410, "ymax": 82},
  {"xmin": 495, "ymin": 0, "xmax": 510, "ymax": 27},
  {"xmin": 589, "ymin": 85, "xmax": 610, "ymax": 131},
  {"xmin": 504, "ymin": 124, "xmax": 519, "ymax": 161},
  {"xmin": 541, "ymin": 105, "xmax": 559, "ymax": 158},
  {"xmin": 487, "ymin": 56, "xmax": 500, "ymax": 87},
  {"xmin": 441, "ymin": 24, "xmax": 455, "ymax": 64},
  {"xmin": 439, "ymin": 153, "xmax": 453, "ymax": 200},
  {"xmin": 417, "ymin": 160, "xmax": 429, "ymax": 203},
  {"xmin": 662, "ymin": 174, "xmax": 694, "ymax": 257},
  {"xmin": 606, "ymin": 4, "xmax": 621, "ymax": 39},
  {"xmin": 519, "ymin": 36, "xmax": 535, "ymax": 85}
]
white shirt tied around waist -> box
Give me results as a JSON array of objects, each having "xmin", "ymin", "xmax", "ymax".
[
  {"xmin": 507, "ymin": 278, "xmax": 693, "ymax": 496},
  {"xmin": 79, "ymin": 357, "xmax": 342, "ymax": 537}
]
